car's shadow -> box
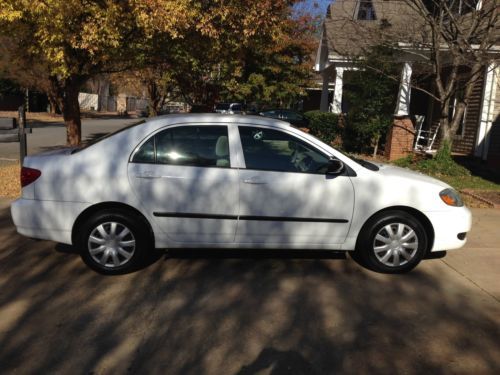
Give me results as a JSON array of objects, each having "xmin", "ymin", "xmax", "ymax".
[
  {"xmin": 57, "ymin": 241, "xmax": 449, "ymax": 258},
  {"xmin": 56, "ymin": 243, "xmax": 347, "ymax": 261}
]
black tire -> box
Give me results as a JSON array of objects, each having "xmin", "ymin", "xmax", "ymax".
[
  {"xmin": 353, "ymin": 210, "xmax": 428, "ymax": 274},
  {"xmin": 76, "ymin": 209, "xmax": 152, "ymax": 275}
]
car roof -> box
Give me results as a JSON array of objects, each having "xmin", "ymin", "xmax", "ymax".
[{"xmin": 142, "ymin": 113, "xmax": 290, "ymax": 130}]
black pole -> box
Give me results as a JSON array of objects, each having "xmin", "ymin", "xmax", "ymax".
[
  {"xmin": 18, "ymin": 105, "xmax": 27, "ymax": 165},
  {"xmin": 25, "ymin": 88, "xmax": 29, "ymax": 113}
]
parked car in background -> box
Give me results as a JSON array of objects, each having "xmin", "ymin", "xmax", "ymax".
[
  {"xmin": 189, "ymin": 104, "xmax": 213, "ymax": 113},
  {"xmin": 11, "ymin": 114, "xmax": 471, "ymax": 275},
  {"xmin": 259, "ymin": 109, "xmax": 309, "ymax": 128},
  {"xmin": 214, "ymin": 103, "xmax": 245, "ymax": 114}
]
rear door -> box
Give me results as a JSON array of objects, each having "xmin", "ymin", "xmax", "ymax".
[{"xmin": 128, "ymin": 125, "xmax": 239, "ymax": 243}]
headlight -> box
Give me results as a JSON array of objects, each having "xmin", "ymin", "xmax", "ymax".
[{"xmin": 439, "ymin": 188, "xmax": 464, "ymax": 207}]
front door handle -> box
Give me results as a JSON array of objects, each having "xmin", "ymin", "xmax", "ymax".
[{"xmin": 243, "ymin": 178, "xmax": 267, "ymax": 185}]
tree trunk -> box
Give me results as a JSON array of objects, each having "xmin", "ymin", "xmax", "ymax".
[
  {"xmin": 47, "ymin": 94, "xmax": 58, "ymax": 115},
  {"xmin": 438, "ymin": 97, "xmax": 452, "ymax": 151},
  {"xmin": 372, "ymin": 133, "xmax": 380, "ymax": 158},
  {"xmin": 63, "ymin": 82, "xmax": 82, "ymax": 146},
  {"xmin": 450, "ymin": 102, "xmax": 466, "ymax": 135},
  {"xmin": 147, "ymin": 80, "xmax": 164, "ymax": 116}
]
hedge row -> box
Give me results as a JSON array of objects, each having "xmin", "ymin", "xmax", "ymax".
[{"xmin": 303, "ymin": 110, "xmax": 339, "ymax": 146}]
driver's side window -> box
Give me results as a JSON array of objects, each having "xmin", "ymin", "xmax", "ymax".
[{"xmin": 238, "ymin": 126, "xmax": 330, "ymax": 173}]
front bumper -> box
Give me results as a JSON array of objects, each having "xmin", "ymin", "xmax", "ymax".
[{"xmin": 425, "ymin": 206, "xmax": 472, "ymax": 252}]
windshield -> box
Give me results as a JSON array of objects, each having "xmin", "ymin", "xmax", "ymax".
[{"xmin": 72, "ymin": 120, "xmax": 146, "ymax": 154}]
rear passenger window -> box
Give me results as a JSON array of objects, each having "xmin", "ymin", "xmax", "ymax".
[{"xmin": 131, "ymin": 126, "xmax": 230, "ymax": 168}]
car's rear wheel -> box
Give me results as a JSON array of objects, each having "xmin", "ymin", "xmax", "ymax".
[
  {"xmin": 353, "ymin": 210, "xmax": 428, "ymax": 274},
  {"xmin": 77, "ymin": 209, "xmax": 151, "ymax": 275}
]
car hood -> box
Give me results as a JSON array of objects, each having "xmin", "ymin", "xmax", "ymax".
[{"xmin": 373, "ymin": 163, "xmax": 450, "ymax": 189}]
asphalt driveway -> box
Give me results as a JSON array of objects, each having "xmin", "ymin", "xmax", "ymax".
[{"xmin": 0, "ymin": 198, "xmax": 499, "ymax": 374}]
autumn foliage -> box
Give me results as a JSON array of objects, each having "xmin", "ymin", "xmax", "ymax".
[{"xmin": 0, "ymin": 0, "xmax": 315, "ymax": 145}]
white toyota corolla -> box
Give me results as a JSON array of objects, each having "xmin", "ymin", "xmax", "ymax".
[{"xmin": 11, "ymin": 114, "xmax": 471, "ymax": 274}]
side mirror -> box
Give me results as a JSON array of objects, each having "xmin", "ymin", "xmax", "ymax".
[{"xmin": 326, "ymin": 158, "xmax": 344, "ymax": 174}]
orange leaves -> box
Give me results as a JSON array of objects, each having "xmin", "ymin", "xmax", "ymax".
[{"xmin": 132, "ymin": 0, "xmax": 195, "ymax": 38}]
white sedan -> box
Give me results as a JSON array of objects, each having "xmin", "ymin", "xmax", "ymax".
[{"xmin": 11, "ymin": 114, "xmax": 471, "ymax": 274}]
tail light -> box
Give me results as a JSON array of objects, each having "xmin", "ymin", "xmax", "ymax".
[{"xmin": 21, "ymin": 167, "xmax": 41, "ymax": 187}]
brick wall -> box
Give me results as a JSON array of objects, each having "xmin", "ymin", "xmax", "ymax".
[{"xmin": 385, "ymin": 117, "xmax": 415, "ymax": 160}]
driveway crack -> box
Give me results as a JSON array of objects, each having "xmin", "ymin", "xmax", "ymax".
[{"xmin": 440, "ymin": 258, "xmax": 500, "ymax": 305}]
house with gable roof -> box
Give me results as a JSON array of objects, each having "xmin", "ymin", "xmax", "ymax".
[{"xmin": 314, "ymin": 0, "xmax": 499, "ymax": 164}]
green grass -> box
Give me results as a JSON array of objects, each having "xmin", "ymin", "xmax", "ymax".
[
  {"xmin": 393, "ymin": 151, "xmax": 500, "ymax": 191},
  {"xmin": 428, "ymin": 174, "xmax": 500, "ymax": 191}
]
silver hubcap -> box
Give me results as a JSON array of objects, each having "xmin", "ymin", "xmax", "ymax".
[
  {"xmin": 88, "ymin": 222, "xmax": 136, "ymax": 268},
  {"xmin": 373, "ymin": 223, "xmax": 418, "ymax": 267}
]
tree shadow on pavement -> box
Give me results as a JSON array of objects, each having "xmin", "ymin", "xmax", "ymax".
[{"xmin": 0, "ymin": 205, "xmax": 499, "ymax": 374}]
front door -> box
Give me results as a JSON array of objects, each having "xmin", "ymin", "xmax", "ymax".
[
  {"xmin": 128, "ymin": 125, "xmax": 239, "ymax": 243},
  {"xmin": 235, "ymin": 126, "xmax": 355, "ymax": 246}
]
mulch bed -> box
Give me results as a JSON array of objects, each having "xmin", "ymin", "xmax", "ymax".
[
  {"xmin": 461, "ymin": 190, "xmax": 500, "ymax": 208},
  {"xmin": 476, "ymin": 191, "xmax": 500, "ymax": 206}
]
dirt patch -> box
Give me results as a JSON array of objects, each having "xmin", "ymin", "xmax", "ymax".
[
  {"xmin": 0, "ymin": 111, "xmax": 62, "ymax": 124},
  {"xmin": 0, "ymin": 163, "xmax": 20, "ymax": 198}
]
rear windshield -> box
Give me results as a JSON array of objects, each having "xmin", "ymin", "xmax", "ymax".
[
  {"xmin": 72, "ymin": 120, "xmax": 146, "ymax": 154},
  {"xmin": 215, "ymin": 103, "xmax": 230, "ymax": 110}
]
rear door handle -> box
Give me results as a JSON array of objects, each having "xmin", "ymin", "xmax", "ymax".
[
  {"xmin": 136, "ymin": 171, "xmax": 160, "ymax": 179},
  {"xmin": 243, "ymin": 178, "xmax": 267, "ymax": 185}
]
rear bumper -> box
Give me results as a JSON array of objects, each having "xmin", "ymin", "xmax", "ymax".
[
  {"xmin": 425, "ymin": 206, "xmax": 472, "ymax": 252},
  {"xmin": 11, "ymin": 198, "xmax": 90, "ymax": 245}
]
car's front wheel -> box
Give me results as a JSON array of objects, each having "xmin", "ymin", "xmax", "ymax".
[
  {"xmin": 353, "ymin": 210, "xmax": 428, "ymax": 273},
  {"xmin": 77, "ymin": 209, "xmax": 151, "ymax": 275}
]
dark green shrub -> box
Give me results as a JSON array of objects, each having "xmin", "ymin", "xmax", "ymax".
[
  {"xmin": 342, "ymin": 69, "xmax": 397, "ymax": 154},
  {"xmin": 304, "ymin": 110, "xmax": 339, "ymax": 145},
  {"xmin": 342, "ymin": 46, "xmax": 400, "ymax": 154},
  {"xmin": 418, "ymin": 143, "xmax": 471, "ymax": 176}
]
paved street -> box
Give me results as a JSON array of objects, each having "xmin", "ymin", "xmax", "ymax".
[
  {"xmin": 0, "ymin": 198, "xmax": 499, "ymax": 374},
  {"xmin": 0, "ymin": 118, "xmax": 139, "ymax": 160}
]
